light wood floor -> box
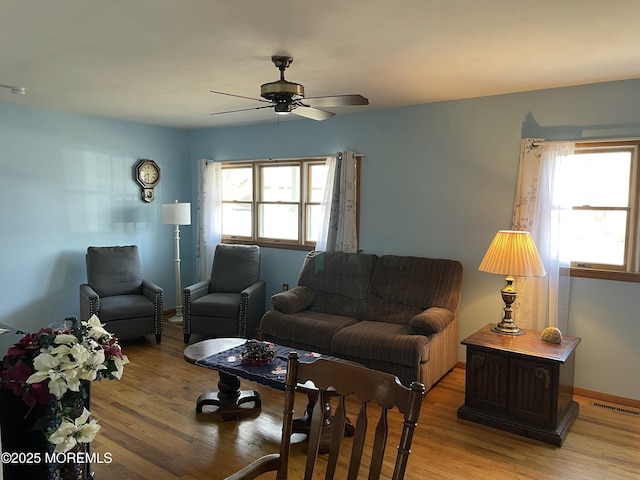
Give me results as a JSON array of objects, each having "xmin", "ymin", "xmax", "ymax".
[{"xmin": 89, "ymin": 321, "xmax": 640, "ymax": 479}]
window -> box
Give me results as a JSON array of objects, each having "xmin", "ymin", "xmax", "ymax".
[
  {"xmin": 558, "ymin": 141, "xmax": 640, "ymax": 280},
  {"xmin": 221, "ymin": 158, "xmax": 331, "ymax": 249}
]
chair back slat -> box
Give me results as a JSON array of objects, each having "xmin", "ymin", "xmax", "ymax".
[
  {"xmin": 345, "ymin": 401, "xmax": 368, "ymax": 480},
  {"xmin": 325, "ymin": 394, "xmax": 347, "ymax": 479},
  {"xmin": 368, "ymin": 408, "xmax": 389, "ymax": 479}
]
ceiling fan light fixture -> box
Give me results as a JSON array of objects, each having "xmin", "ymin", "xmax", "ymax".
[{"xmin": 274, "ymin": 102, "xmax": 292, "ymax": 115}]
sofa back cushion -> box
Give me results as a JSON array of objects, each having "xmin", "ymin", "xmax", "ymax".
[
  {"xmin": 366, "ymin": 255, "xmax": 463, "ymax": 324},
  {"xmin": 298, "ymin": 251, "xmax": 377, "ymax": 319}
]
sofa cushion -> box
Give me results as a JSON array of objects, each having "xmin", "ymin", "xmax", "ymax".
[
  {"xmin": 409, "ymin": 307, "xmax": 454, "ymax": 334},
  {"xmin": 271, "ymin": 286, "xmax": 316, "ymax": 314},
  {"xmin": 260, "ymin": 310, "xmax": 358, "ymax": 352},
  {"xmin": 366, "ymin": 255, "xmax": 463, "ymax": 322},
  {"xmin": 298, "ymin": 251, "xmax": 377, "ymax": 319},
  {"xmin": 331, "ymin": 321, "xmax": 430, "ymax": 367}
]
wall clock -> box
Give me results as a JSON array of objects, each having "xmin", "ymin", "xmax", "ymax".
[{"xmin": 135, "ymin": 159, "xmax": 160, "ymax": 202}]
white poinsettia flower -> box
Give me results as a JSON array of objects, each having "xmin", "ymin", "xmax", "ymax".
[
  {"xmin": 48, "ymin": 408, "xmax": 101, "ymax": 453},
  {"xmin": 54, "ymin": 333, "xmax": 79, "ymax": 345},
  {"xmin": 84, "ymin": 315, "xmax": 112, "ymax": 340},
  {"xmin": 79, "ymin": 349, "xmax": 107, "ymax": 381},
  {"xmin": 27, "ymin": 350, "xmax": 77, "ymax": 398},
  {"xmin": 110, "ymin": 355, "xmax": 129, "ymax": 379}
]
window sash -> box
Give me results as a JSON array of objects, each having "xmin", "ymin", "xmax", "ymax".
[
  {"xmin": 221, "ymin": 158, "xmax": 328, "ymax": 248},
  {"xmin": 567, "ymin": 141, "xmax": 640, "ymax": 275}
]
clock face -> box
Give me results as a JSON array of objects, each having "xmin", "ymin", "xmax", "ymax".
[{"xmin": 138, "ymin": 163, "xmax": 158, "ymax": 184}]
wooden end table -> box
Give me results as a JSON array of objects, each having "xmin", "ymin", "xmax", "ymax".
[{"xmin": 457, "ymin": 324, "xmax": 581, "ymax": 446}]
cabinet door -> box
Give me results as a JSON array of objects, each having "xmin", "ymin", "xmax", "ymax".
[
  {"xmin": 508, "ymin": 359, "xmax": 553, "ymax": 425},
  {"xmin": 465, "ymin": 349, "xmax": 509, "ymax": 412}
]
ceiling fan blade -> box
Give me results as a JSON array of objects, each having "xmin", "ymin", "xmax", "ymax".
[
  {"xmin": 292, "ymin": 106, "xmax": 335, "ymax": 121},
  {"xmin": 303, "ymin": 94, "xmax": 369, "ymax": 108},
  {"xmin": 209, "ymin": 90, "xmax": 271, "ymax": 103},
  {"xmin": 210, "ymin": 105, "xmax": 274, "ymax": 116}
]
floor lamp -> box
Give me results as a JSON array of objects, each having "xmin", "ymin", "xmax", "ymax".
[{"xmin": 162, "ymin": 200, "xmax": 191, "ymax": 325}]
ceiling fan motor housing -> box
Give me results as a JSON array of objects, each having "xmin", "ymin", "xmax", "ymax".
[{"xmin": 260, "ymin": 80, "xmax": 304, "ymax": 102}]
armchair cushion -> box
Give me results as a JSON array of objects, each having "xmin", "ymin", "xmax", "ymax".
[
  {"xmin": 98, "ymin": 294, "xmax": 155, "ymax": 321},
  {"xmin": 210, "ymin": 245, "xmax": 260, "ymax": 293},
  {"xmin": 191, "ymin": 292, "xmax": 241, "ymax": 319},
  {"xmin": 86, "ymin": 246, "xmax": 143, "ymax": 297},
  {"xmin": 271, "ymin": 286, "xmax": 316, "ymax": 314},
  {"xmin": 408, "ymin": 307, "xmax": 454, "ymax": 334}
]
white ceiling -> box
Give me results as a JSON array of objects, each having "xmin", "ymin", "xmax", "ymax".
[{"xmin": 2, "ymin": 0, "xmax": 640, "ymax": 129}]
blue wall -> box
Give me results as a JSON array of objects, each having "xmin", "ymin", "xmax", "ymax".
[
  {"xmin": 0, "ymin": 103, "xmax": 191, "ymax": 331},
  {"xmin": 2, "ymin": 78, "xmax": 640, "ymax": 401}
]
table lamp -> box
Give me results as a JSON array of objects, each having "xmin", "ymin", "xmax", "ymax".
[
  {"xmin": 478, "ymin": 230, "xmax": 546, "ymax": 335},
  {"xmin": 162, "ymin": 200, "xmax": 191, "ymax": 324}
]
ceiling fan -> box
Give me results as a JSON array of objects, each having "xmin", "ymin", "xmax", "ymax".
[{"xmin": 209, "ymin": 56, "xmax": 369, "ymax": 121}]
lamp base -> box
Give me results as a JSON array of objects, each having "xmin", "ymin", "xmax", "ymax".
[
  {"xmin": 491, "ymin": 322, "xmax": 525, "ymax": 336},
  {"xmin": 491, "ymin": 276, "xmax": 525, "ymax": 335},
  {"xmin": 167, "ymin": 313, "xmax": 183, "ymax": 325}
]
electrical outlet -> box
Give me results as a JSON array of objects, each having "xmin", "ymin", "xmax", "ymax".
[{"xmin": 283, "ymin": 283, "xmax": 289, "ymax": 291}]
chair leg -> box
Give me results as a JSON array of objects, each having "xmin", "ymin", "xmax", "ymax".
[
  {"xmin": 184, "ymin": 333, "xmax": 190, "ymax": 343},
  {"xmin": 155, "ymin": 334, "xmax": 161, "ymax": 344}
]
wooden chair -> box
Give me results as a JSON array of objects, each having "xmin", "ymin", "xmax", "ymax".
[{"xmin": 224, "ymin": 352, "xmax": 426, "ymax": 480}]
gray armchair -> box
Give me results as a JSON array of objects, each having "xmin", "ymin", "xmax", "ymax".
[
  {"xmin": 183, "ymin": 244, "xmax": 265, "ymax": 343},
  {"xmin": 80, "ymin": 245, "xmax": 163, "ymax": 343}
]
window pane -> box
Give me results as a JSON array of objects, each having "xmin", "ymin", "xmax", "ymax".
[
  {"xmin": 261, "ymin": 166, "xmax": 300, "ymax": 202},
  {"xmin": 222, "ymin": 168, "xmax": 252, "ymax": 201},
  {"xmin": 306, "ymin": 204, "xmax": 323, "ymax": 242},
  {"xmin": 259, "ymin": 204, "xmax": 299, "ymax": 240},
  {"xmin": 222, "ymin": 203, "xmax": 252, "ymax": 237},
  {"xmin": 562, "ymin": 152, "xmax": 630, "ymax": 207},
  {"xmin": 309, "ymin": 164, "xmax": 328, "ymax": 202},
  {"xmin": 562, "ymin": 210, "xmax": 627, "ymax": 266}
]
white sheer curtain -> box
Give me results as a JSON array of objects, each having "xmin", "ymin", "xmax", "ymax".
[
  {"xmin": 512, "ymin": 138, "xmax": 574, "ymax": 332},
  {"xmin": 195, "ymin": 159, "xmax": 222, "ymax": 281},
  {"xmin": 316, "ymin": 151, "xmax": 358, "ymax": 253}
]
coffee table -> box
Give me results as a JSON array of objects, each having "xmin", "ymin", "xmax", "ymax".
[
  {"xmin": 183, "ymin": 338, "xmax": 261, "ymax": 420},
  {"xmin": 184, "ymin": 338, "xmax": 354, "ymax": 449}
]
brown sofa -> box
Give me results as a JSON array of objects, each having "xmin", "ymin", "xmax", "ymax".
[{"xmin": 259, "ymin": 251, "xmax": 463, "ymax": 390}]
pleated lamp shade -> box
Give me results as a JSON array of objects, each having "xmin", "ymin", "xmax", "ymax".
[{"xmin": 479, "ymin": 230, "xmax": 546, "ymax": 277}]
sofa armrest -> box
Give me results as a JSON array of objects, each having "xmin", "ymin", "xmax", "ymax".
[
  {"xmin": 270, "ymin": 286, "xmax": 316, "ymax": 313},
  {"xmin": 240, "ymin": 280, "xmax": 266, "ymax": 338},
  {"xmin": 409, "ymin": 307, "xmax": 454, "ymax": 335},
  {"xmin": 79, "ymin": 283, "xmax": 99, "ymax": 321}
]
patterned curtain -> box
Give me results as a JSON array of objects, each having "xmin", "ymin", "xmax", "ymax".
[
  {"xmin": 512, "ymin": 139, "xmax": 574, "ymax": 332},
  {"xmin": 316, "ymin": 151, "xmax": 358, "ymax": 253},
  {"xmin": 195, "ymin": 160, "xmax": 222, "ymax": 281}
]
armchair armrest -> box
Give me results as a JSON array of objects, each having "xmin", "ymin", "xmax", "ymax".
[
  {"xmin": 79, "ymin": 283, "xmax": 99, "ymax": 321},
  {"xmin": 183, "ymin": 280, "xmax": 211, "ymax": 303},
  {"xmin": 142, "ymin": 279, "xmax": 163, "ymax": 298},
  {"xmin": 240, "ymin": 280, "xmax": 266, "ymax": 338},
  {"xmin": 408, "ymin": 307, "xmax": 454, "ymax": 335}
]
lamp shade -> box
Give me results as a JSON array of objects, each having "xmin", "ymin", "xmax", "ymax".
[
  {"xmin": 479, "ymin": 230, "xmax": 546, "ymax": 277},
  {"xmin": 162, "ymin": 202, "xmax": 191, "ymax": 225}
]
